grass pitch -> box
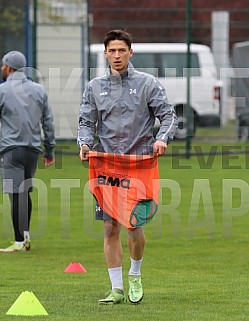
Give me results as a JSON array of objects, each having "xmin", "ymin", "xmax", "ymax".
[{"xmin": 0, "ymin": 141, "xmax": 249, "ymax": 321}]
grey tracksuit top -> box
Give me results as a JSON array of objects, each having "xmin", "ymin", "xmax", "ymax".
[
  {"xmin": 0, "ymin": 72, "xmax": 55, "ymax": 157},
  {"xmin": 78, "ymin": 62, "xmax": 177, "ymax": 154}
]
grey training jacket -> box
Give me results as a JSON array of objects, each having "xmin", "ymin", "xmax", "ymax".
[
  {"xmin": 78, "ymin": 62, "xmax": 177, "ymax": 154},
  {"xmin": 0, "ymin": 72, "xmax": 55, "ymax": 157}
]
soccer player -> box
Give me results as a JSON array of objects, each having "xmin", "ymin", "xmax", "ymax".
[
  {"xmin": 78, "ymin": 30, "xmax": 177, "ymax": 304},
  {"xmin": 0, "ymin": 51, "xmax": 55, "ymax": 252}
]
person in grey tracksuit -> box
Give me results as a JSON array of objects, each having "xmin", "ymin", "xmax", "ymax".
[
  {"xmin": 78, "ymin": 63, "xmax": 176, "ymax": 155},
  {"xmin": 0, "ymin": 51, "xmax": 55, "ymax": 252},
  {"xmin": 78, "ymin": 29, "xmax": 177, "ymax": 305}
]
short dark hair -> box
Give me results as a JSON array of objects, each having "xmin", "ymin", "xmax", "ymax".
[{"xmin": 104, "ymin": 29, "xmax": 133, "ymax": 49}]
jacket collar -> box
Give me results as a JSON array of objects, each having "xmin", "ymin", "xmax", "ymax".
[
  {"xmin": 6, "ymin": 71, "xmax": 27, "ymax": 82},
  {"xmin": 107, "ymin": 62, "xmax": 135, "ymax": 83}
]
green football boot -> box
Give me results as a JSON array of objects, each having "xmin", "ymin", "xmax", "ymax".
[
  {"xmin": 128, "ymin": 275, "xmax": 144, "ymax": 304},
  {"xmin": 98, "ymin": 289, "xmax": 125, "ymax": 305}
]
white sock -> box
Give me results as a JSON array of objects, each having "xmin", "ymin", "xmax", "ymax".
[
  {"xmin": 24, "ymin": 231, "xmax": 30, "ymax": 241},
  {"xmin": 129, "ymin": 257, "xmax": 143, "ymax": 276},
  {"xmin": 108, "ymin": 267, "xmax": 123, "ymax": 291},
  {"xmin": 15, "ymin": 241, "xmax": 24, "ymax": 247}
]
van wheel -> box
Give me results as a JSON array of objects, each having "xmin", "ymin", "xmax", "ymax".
[
  {"xmin": 238, "ymin": 113, "xmax": 249, "ymax": 141},
  {"xmin": 175, "ymin": 105, "xmax": 196, "ymax": 140},
  {"xmin": 238, "ymin": 123, "xmax": 249, "ymax": 141}
]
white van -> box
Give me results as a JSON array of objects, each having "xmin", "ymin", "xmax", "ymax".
[{"xmin": 90, "ymin": 43, "xmax": 222, "ymax": 139}]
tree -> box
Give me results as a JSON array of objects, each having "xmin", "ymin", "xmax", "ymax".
[{"xmin": 0, "ymin": 1, "xmax": 27, "ymax": 59}]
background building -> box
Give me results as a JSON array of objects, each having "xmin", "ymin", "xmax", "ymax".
[
  {"xmin": 90, "ymin": 0, "xmax": 249, "ymax": 53},
  {"xmin": 1, "ymin": 1, "xmax": 248, "ymax": 64}
]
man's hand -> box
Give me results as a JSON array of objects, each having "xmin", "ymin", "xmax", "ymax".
[
  {"xmin": 79, "ymin": 144, "xmax": 90, "ymax": 161},
  {"xmin": 153, "ymin": 140, "xmax": 167, "ymax": 156},
  {"xmin": 44, "ymin": 156, "xmax": 54, "ymax": 167}
]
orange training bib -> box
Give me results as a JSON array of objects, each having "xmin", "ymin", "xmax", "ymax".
[{"xmin": 88, "ymin": 151, "xmax": 160, "ymax": 229}]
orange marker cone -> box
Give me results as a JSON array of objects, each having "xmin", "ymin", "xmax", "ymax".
[{"xmin": 64, "ymin": 262, "xmax": 87, "ymax": 273}]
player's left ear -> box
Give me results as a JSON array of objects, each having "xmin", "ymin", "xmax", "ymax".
[{"xmin": 129, "ymin": 48, "xmax": 133, "ymax": 58}]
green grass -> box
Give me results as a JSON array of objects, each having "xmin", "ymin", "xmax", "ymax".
[
  {"xmin": 195, "ymin": 120, "xmax": 237, "ymax": 140},
  {"xmin": 1, "ymin": 141, "xmax": 249, "ymax": 320}
]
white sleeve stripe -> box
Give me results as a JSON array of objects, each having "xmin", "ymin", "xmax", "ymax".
[{"xmin": 161, "ymin": 114, "xmax": 175, "ymax": 141}]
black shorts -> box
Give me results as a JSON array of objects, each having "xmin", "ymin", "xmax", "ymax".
[
  {"xmin": 1, "ymin": 147, "xmax": 39, "ymax": 193},
  {"xmin": 95, "ymin": 201, "xmax": 112, "ymax": 221}
]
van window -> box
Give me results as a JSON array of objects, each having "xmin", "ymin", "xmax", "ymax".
[
  {"xmin": 130, "ymin": 53, "xmax": 160, "ymax": 77},
  {"xmin": 130, "ymin": 53, "xmax": 200, "ymax": 78},
  {"xmin": 90, "ymin": 53, "xmax": 98, "ymax": 78},
  {"xmin": 90, "ymin": 53, "xmax": 97, "ymax": 69}
]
